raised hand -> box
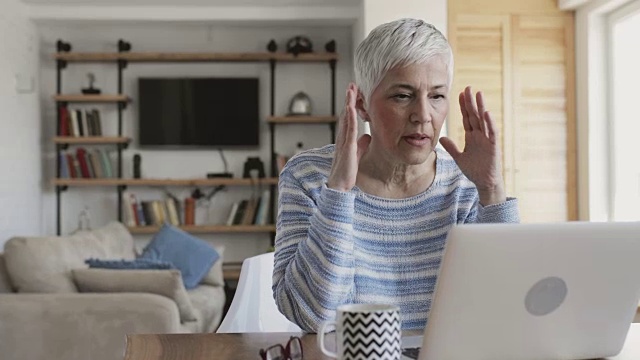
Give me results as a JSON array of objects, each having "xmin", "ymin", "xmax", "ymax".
[
  {"xmin": 439, "ymin": 86, "xmax": 506, "ymax": 205},
  {"xmin": 327, "ymin": 83, "xmax": 372, "ymax": 192}
]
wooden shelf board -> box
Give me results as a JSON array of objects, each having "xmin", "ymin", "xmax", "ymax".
[
  {"xmin": 128, "ymin": 225, "xmax": 276, "ymax": 234},
  {"xmin": 223, "ymin": 268, "xmax": 242, "ymax": 282},
  {"xmin": 53, "ymin": 178, "xmax": 123, "ymax": 186},
  {"xmin": 53, "ymin": 177, "xmax": 279, "ymax": 187},
  {"xmin": 53, "ymin": 94, "xmax": 131, "ymax": 103},
  {"xmin": 54, "ymin": 52, "xmax": 338, "ymax": 63},
  {"xmin": 269, "ymin": 52, "xmax": 339, "ymax": 62},
  {"xmin": 267, "ymin": 115, "xmax": 337, "ymax": 124},
  {"xmin": 53, "ymin": 136, "xmax": 130, "ymax": 145},
  {"xmin": 120, "ymin": 178, "xmax": 279, "ymax": 186},
  {"xmin": 54, "ymin": 52, "xmax": 121, "ymax": 62}
]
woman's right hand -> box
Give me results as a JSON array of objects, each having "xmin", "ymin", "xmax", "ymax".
[{"xmin": 327, "ymin": 83, "xmax": 372, "ymax": 192}]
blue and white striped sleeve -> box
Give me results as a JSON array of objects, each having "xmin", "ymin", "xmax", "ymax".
[
  {"xmin": 272, "ymin": 167, "xmax": 356, "ymax": 332},
  {"xmin": 465, "ymin": 195, "xmax": 520, "ymax": 224}
]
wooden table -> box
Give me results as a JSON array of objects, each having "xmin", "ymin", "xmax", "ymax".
[{"xmin": 125, "ymin": 325, "xmax": 640, "ymax": 360}]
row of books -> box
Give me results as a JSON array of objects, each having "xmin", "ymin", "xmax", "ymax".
[
  {"xmin": 123, "ymin": 192, "xmax": 181, "ymax": 227},
  {"xmin": 59, "ymin": 107, "xmax": 103, "ymax": 137},
  {"xmin": 59, "ymin": 147, "xmax": 114, "ymax": 179},
  {"xmin": 226, "ymin": 190, "xmax": 271, "ymax": 226}
]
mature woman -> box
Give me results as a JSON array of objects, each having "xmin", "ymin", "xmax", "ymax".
[{"xmin": 272, "ymin": 18, "xmax": 519, "ymax": 332}]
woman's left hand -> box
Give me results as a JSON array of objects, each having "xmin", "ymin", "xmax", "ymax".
[{"xmin": 439, "ymin": 86, "xmax": 506, "ymax": 206}]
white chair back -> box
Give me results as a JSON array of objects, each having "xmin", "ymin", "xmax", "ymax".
[{"xmin": 216, "ymin": 252, "xmax": 302, "ymax": 333}]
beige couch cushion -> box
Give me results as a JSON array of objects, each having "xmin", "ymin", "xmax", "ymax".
[
  {"xmin": 73, "ymin": 268, "xmax": 197, "ymax": 322},
  {"xmin": 0, "ymin": 254, "xmax": 14, "ymax": 293},
  {"xmin": 201, "ymin": 245, "xmax": 225, "ymax": 287},
  {"xmin": 3, "ymin": 222, "xmax": 136, "ymax": 293},
  {"xmin": 187, "ymin": 284, "xmax": 226, "ymax": 332}
]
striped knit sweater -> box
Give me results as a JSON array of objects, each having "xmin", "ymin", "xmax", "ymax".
[{"xmin": 273, "ymin": 144, "xmax": 520, "ymax": 332}]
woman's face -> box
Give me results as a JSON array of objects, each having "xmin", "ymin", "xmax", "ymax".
[{"xmin": 358, "ymin": 56, "xmax": 450, "ymax": 165}]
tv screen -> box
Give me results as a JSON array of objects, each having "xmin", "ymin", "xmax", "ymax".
[{"xmin": 138, "ymin": 77, "xmax": 259, "ymax": 147}]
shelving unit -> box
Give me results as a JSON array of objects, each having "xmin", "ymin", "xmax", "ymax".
[
  {"xmin": 55, "ymin": 40, "xmax": 130, "ymax": 236},
  {"xmin": 52, "ymin": 39, "xmax": 338, "ymax": 237}
]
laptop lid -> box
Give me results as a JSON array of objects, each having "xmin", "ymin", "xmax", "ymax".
[{"xmin": 419, "ymin": 222, "xmax": 640, "ymax": 360}]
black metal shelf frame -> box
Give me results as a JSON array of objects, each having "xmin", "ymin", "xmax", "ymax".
[
  {"xmin": 266, "ymin": 44, "xmax": 337, "ymax": 240},
  {"xmin": 54, "ymin": 39, "xmax": 131, "ymax": 235}
]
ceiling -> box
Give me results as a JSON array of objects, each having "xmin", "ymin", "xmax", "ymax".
[{"xmin": 22, "ymin": 0, "xmax": 359, "ymax": 6}]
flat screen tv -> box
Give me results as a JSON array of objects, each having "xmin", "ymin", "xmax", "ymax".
[{"xmin": 138, "ymin": 77, "xmax": 259, "ymax": 147}]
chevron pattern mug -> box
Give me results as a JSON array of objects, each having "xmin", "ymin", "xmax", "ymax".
[{"xmin": 318, "ymin": 304, "xmax": 401, "ymax": 360}]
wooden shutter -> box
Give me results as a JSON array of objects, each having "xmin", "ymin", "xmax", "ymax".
[{"xmin": 511, "ymin": 14, "xmax": 576, "ymax": 222}]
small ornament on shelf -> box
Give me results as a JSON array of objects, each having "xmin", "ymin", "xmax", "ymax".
[
  {"xmin": 286, "ymin": 35, "xmax": 313, "ymax": 56},
  {"xmin": 267, "ymin": 39, "xmax": 278, "ymax": 53},
  {"xmin": 81, "ymin": 72, "xmax": 101, "ymax": 95},
  {"xmin": 71, "ymin": 206, "xmax": 92, "ymax": 234},
  {"xmin": 287, "ymin": 91, "xmax": 312, "ymax": 116},
  {"xmin": 133, "ymin": 154, "xmax": 142, "ymax": 179}
]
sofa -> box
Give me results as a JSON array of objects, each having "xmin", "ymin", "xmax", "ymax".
[{"xmin": 0, "ymin": 222, "xmax": 226, "ymax": 360}]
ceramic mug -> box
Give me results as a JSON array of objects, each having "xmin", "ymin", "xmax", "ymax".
[{"xmin": 318, "ymin": 303, "xmax": 401, "ymax": 360}]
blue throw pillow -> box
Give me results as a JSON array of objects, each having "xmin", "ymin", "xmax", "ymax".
[
  {"xmin": 139, "ymin": 223, "xmax": 220, "ymax": 289},
  {"xmin": 85, "ymin": 258, "xmax": 175, "ymax": 270}
]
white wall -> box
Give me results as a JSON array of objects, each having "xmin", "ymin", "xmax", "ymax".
[
  {"xmin": 0, "ymin": 0, "xmax": 42, "ymax": 248},
  {"xmin": 362, "ymin": 0, "xmax": 447, "ymax": 35},
  {"xmin": 27, "ymin": 4, "xmax": 359, "ymax": 23},
  {"xmin": 38, "ymin": 22, "xmax": 352, "ymax": 260}
]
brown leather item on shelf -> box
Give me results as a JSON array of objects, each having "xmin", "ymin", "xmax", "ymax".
[{"xmin": 184, "ymin": 197, "xmax": 195, "ymax": 226}]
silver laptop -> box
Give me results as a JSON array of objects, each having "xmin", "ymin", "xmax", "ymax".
[{"xmin": 401, "ymin": 222, "xmax": 640, "ymax": 360}]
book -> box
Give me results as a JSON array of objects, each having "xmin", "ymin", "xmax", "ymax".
[
  {"xmin": 69, "ymin": 109, "xmax": 79, "ymax": 137},
  {"xmin": 141, "ymin": 201, "xmax": 155, "ymax": 225},
  {"xmin": 98, "ymin": 149, "xmax": 112, "ymax": 178},
  {"xmin": 81, "ymin": 109, "xmax": 89, "ymax": 137},
  {"xmin": 241, "ymin": 198, "xmax": 258, "ymax": 225},
  {"xmin": 256, "ymin": 189, "xmax": 271, "ymax": 225},
  {"xmin": 84, "ymin": 110, "xmax": 93, "ymax": 136},
  {"xmin": 59, "ymin": 152, "xmax": 69, "ymax": 178},
  {"xmin": 165, "ymin": 198, "xmax": 180, "ymax": 226},
  {"xmin": 92, "ymin": 109, "xmax": 102, "ymax": 136},
  {"xmin": 232, "ymin": 200, "xmax": 248, "ymax": 225},
  {"xmin": 155, "ymin": 201, "xmax": 166, "ymax": 224},
  {"xmin": 76, "ymin": 110, "xmax": 84, "ymax": 136},
  {"xmin": 184, "ymin": 198, "xmax": 195, "ymax": 226},
  {"xmin": 90, "ymin": 150, "xmax": 103, "ymax": 178},
  {"xmin": 129, "ymin": 194, "xmax": 142, "ymax": 226},
  {"xmin": 76, "ymin": 148, "xmax": 91, "ymax": 178},
  {"xmin": 121, "ymin": 191, "xmax": 136, "ymax": 227},
  {"xmin": 226, "ymin": 202, "xmax": 239, "ymax": 226},
  {"xmin": 59, "ymin": 106, "xmax": 69, "ymax": 136},
  {"xmin": 84, "ymin": 150, "xmax": 95, "ymax": 178},
  {"xmin": 65, "ymin": 153, "xmax": 77, "ymax": 178},
  {"xmin": 71, "ymin": 154, "xmax": 81, "ymax": 178},
  {"xmin": 252, "ymin": 196, "xmax": 262, "ymax": 224}
]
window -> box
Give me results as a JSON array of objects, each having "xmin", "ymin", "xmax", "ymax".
[{"xmin": 608, "ymin": 1, "xmax": 640, "ymax": 221}]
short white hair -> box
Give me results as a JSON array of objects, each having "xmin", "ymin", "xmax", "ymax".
[{"xmin": 354, "ymin": 18, "xmax": 453, "ymax": 105}]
